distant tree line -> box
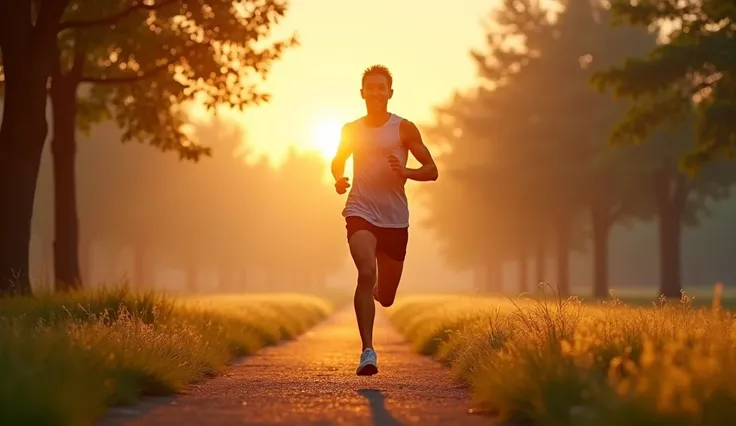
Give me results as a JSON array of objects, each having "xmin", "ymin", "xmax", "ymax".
[
  {"xmin": 31, "ymin": 116, "xmax": 346, "ymax": 293},
  {"xmin": 423, "ymin": 0, "xmax": 736, "ymax": 298}
]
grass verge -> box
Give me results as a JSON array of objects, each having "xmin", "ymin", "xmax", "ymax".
[
  {"xmin": 387, "ymin": 284, "xmax": 736, "ymax": 426},
  {"xmin": 0, "ymin": 287, "xmax": 333, "ymax": 426}
]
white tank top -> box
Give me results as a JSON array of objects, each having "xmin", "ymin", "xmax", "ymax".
[{"xmin": 342, "ymin": 113, "xmax": 409, "ymax": 228}]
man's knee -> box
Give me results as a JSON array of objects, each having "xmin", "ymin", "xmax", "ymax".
[
  {"xmin": 377, "ymin": 294, "xmax": 395, "ymax": 308},
  {"xmin": 356, "ymin": 265, "xmax": 376, "ymax": 289}
]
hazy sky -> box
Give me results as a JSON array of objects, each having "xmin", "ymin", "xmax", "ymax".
[
  {"xmin": 232, "ymin": 0, "xmax": 494, "ymax": 162},
  {"xmin": 216, "ymin": 0, "xmax": 497, "ymax": 290}
]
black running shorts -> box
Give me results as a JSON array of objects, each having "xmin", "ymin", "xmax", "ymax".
[{"xmin": 345, "ymin": 216, "xmax": 408, "ymax": 262}]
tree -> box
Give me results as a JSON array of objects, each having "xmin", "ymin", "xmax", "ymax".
[
  {"xmin": 566, "ymin": 5, "xmax": 662, "ymax": 298},
  {"xmin": 591, "ymin": 0, "xmax": 736, "ymax": 172},
  {"xmin": 424, "ymin": 0, "xmax": 690, "ymax": 298},
  {"xmin": 53, "ymin": 0, "xmax": 294, "ymax": 291},
  {"xmin": 423, "ymin": 0, "xmax": 578, "ymax": 295},
  {"xmin": 422, "ymin": 88, "xmax": 519, "ymax": 293},
  {"xmin": 0, "ymin": 0, "xmax": 295, "ymax": 293},
  {"xmin": 639, "ymin": 122, "xmax": 736, "ymax": 298},
  {"xmin": 425, "ymin": 0, "xmax": 627, "ymax": 296},
  {"xmin": 0, "ymin": 1, "xmax": 69, "ymax": 295},
  {"xmin": 591, "ymin": 0, "xmax": 736, "ymax": 297}
]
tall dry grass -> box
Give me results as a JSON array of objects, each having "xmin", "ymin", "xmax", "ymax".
[
  {"xmin": 388, "ymin": 283, "xmax": 736, "ymax": 426},
  {"xmin": 0, "ymin": 287, "xmax": 332, "ymax": 426}
]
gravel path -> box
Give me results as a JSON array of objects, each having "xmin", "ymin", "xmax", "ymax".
[{"xmin": 98, "ymin": 307, "xmax": 495, "ymax": 426}]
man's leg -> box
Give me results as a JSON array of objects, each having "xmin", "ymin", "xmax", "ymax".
[
  {"xmin": 374, "ymin": 226, "xmax": 408, "ymax": 307},
  {"xmin": 348, "ymin": 229, "xmax": 378, "ymax": 351},
  {"xmin": 375, "ymin": 252, "xmax": 405, "ymax": 307},
  {"xmin": 347, "ymin": 225, "xmax": 381, "ymax": 376}
]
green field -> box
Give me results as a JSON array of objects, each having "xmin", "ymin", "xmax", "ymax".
[
  {"xmin": 0, "ymin": 287, "xmax": 333, "ymax": 426},
  {"xmin": 388, "ymin": 285, "xmax": 736, "ymax": 426}
]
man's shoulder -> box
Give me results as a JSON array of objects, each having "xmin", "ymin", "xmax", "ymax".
[
  {"xmin": 398, "ymin": 117, "xmax": 415, "ymax": 127},
  {"xmin": 339, "ymin": 118, "xmax": 362, "ymax": 140},
  {"xmin": 398, "ymin": 117, "xmax": 419, "ymax": 138},
  {"xmin": 342, "ymin": 117, "xmax": 364, "ymax": 130}
]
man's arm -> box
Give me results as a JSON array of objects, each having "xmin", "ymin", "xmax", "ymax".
[
  {"xmin": 331, "ymin": 124, "xmax": 353, "ymax": 181},
  {"xmin": 399, "ymin": 119, "xmax": 438, "ymax": 181}
]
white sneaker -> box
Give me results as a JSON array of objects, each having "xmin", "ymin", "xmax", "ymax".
[{"xmin": 356, "ymin": 348, "xmax": 378, "ymax": 376}]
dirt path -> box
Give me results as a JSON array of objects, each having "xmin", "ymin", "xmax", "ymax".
[{"xmin": 99, "ymin": 307, "xmax": 495, "ymax": 426}]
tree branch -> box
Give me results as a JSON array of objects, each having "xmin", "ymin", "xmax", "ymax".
[
  {"xmin": 80, "ymin": 60, "xmax": 172, "ymax": 84},
  {"xmin": 689, "ymin": 73, "xmax": 722, "ymax": 97},
  {"xmin": 58, "ymin": 0, "xmax": 179, "ymax": 31}
]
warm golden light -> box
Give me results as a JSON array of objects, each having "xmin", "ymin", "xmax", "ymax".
[{"xmin": 308, "ymin": 115, "xmax": 343, "ymax": 159}]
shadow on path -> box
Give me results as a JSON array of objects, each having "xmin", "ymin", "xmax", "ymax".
[{"xmin": 358, "ymin": 389, "xmax": 403, "ymax": 426}]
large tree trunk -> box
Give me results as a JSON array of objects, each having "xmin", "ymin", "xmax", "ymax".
[
  {"xmin": 50, "ymin": 75, "xmax": 82, "ymax": 291},
  {"xmin": 554, "ymin": 218, "xmax": 571, "ymax": 297},
  {"xmin": 0, "ymin": 71, "xmax": 49, "ymax": 296},
  {"xmin": 654, "ymin": 170, "xmax": 687, "ymax": 299},
  {"xmin": 658, "ymin": 211, "xmax": 682, "ymax": 299},
  {"xmin": 0, "ymin": 1, "xmax": 68, "ymax": 295},
  {"xmin": 591, "ymin": 205, "xmax": 611, "ymax": 299}
]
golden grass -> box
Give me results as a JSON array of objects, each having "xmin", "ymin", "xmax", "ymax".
[
  {"xmin": 387, "ymin": 283, "xmax": 736, "ymax": 426},
  {"xmin": 0, "ymin": 287, "xmax": 333, "ymax": 426}
]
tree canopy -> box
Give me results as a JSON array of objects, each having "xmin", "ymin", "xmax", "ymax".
[
  {"xmin": 0, "ymin": 0, "xmax": 295, "ymax": 158},
  {"xmin": 55, "ymin": 0, "xmax": 296, "ymax": 159},
  {"xmin": 591, "ymin": 0, "xmax": 736, "ymax": 172}
]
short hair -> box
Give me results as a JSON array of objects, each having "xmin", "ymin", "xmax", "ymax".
[{"xmin": 361, "ymin": 65, "xmax": 393, "ymax": 88}]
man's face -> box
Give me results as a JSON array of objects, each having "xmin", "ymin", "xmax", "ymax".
[{"xmin": 361, "ymin": 74, "xmax": 393, "ymax": 110}]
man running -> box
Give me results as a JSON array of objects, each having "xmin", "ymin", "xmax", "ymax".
[{"xmin": 330, "ymin": 65, "xmax": 439, "ymax": 376}]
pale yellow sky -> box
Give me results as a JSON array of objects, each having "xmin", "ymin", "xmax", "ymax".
[
  {"xmin": 229, "ymin": 0, "xmax": 495, "ymax": 162},
  {"xmin": 208, "ymin": 0, "xmax": 499, "ymax": 291}
]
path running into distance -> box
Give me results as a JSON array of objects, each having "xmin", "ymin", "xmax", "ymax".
[{"xmin": 98, "ymin": 307, "xmax": 496, "ymax": 426}]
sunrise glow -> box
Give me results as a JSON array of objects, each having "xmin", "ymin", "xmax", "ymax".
[{"xmin": 308, "ymin": 115, "xmax": 343, "ymax": 159}]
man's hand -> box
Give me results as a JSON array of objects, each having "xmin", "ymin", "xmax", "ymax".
[
  {"xmin": 388, "ymin": 155, "xmax": 407, "ymax": 179},
  {"xmin": 335, "ymin": 176, "xmax": 351, "ymax": 194}
]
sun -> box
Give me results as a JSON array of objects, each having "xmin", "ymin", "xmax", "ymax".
[{"xmin": 308, "ymin": 115, "xmax": 343, "ymax": 159}]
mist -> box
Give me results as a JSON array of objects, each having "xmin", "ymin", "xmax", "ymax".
[{"xmin": 23, "ymin": 110, "xmax": 736, "ymax": 298}]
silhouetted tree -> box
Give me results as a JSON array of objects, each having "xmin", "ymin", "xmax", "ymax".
[
  {"xmin": 592, "ymin": 0, "xmax": 736, "ymax": 297},
  {"xmin": 592, "ymin": 0, "xmax": 736, "ymax": 172},
  {"xmin": 0, "ymin": 0, "xmax": 295, "ymax": 294},
  {"xmin": 425, "ymin": 0, "xmax": 650, "ymax": 296},
  {"xmin": 423, "ymin": 0, "xmax": 734, "ymax": 299},
  {"xmin": 0, "ymin": 1, "xmax": 68, "ymax": 295},
  {"xmin": 51, "ymin": 0, "xmax": 294, "ymax": 291}
]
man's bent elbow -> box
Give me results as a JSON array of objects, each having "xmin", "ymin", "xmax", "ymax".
[{"xmin": 429, "ymin": 165, "xmax": 439, "ymax": 181}]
